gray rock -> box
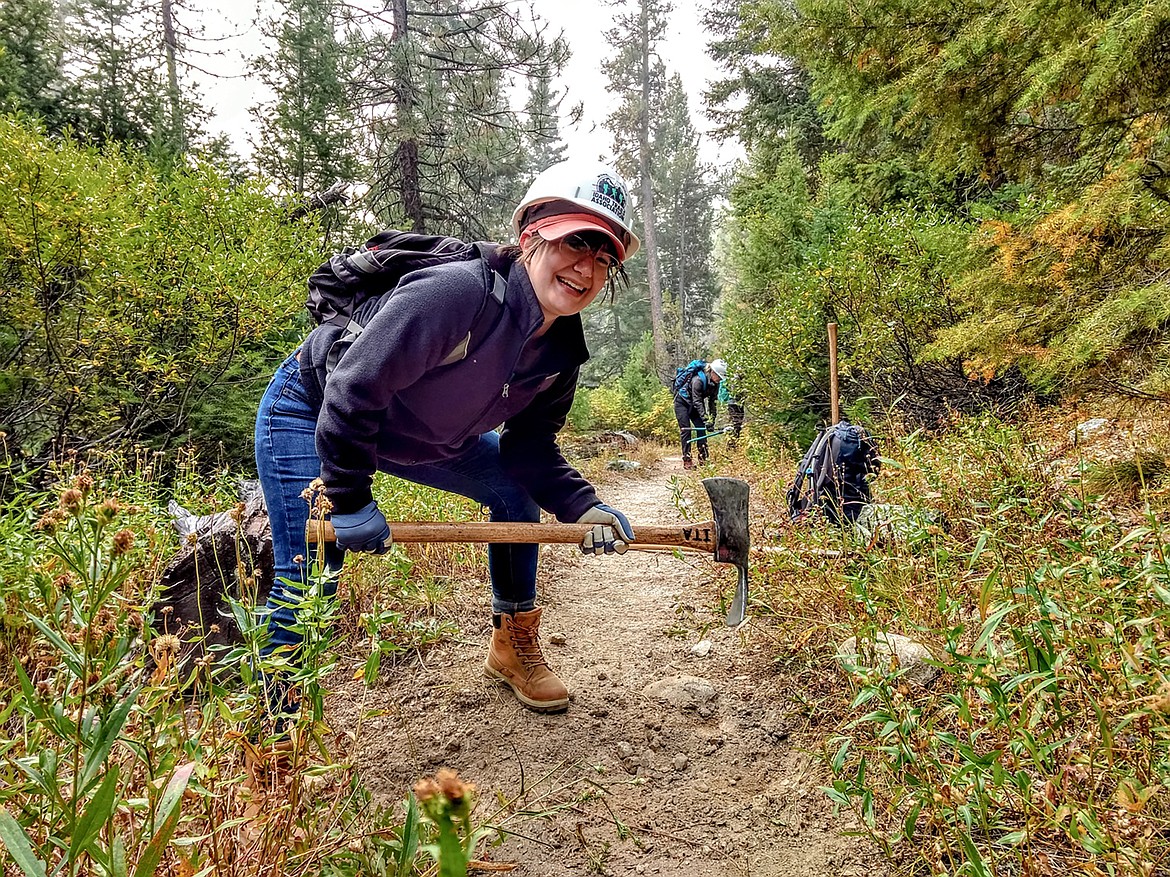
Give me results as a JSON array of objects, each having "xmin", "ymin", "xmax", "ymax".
[
  {"xmin": 836, "ymin": 632, "xmax": 939, "ymax": 687},
  {"xmin": 642, "ymin": 675, "xmax": 717, "ymax": 710},
  {"xmin": 606, "ymin": 459, "xmax": 643, "ymax": 471},
  {"xmin": 1070, "ymin": 417, "xmax": 1110, "ymax": 441},
  {"xmin": 690, "ymin": 639, "xmax": 713, "ymax": 657},
  {"xmin": 672, "ymin": 753, "xmax": 689, "ymax": 771}
]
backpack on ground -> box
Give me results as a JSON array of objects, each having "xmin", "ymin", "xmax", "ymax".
[
  {"xmin": 306, "ymin": 230, "xmax": 506, "ymax": 377},
  {"xmin": 672, "ymin": 359, "xmax": 707, "ymax": 397},
  {"xmin": 786, "ymin": 420, "xmax": 881, "ymax": 524}
]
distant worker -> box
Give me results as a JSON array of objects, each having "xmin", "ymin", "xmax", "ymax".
[
  {"xmin": 673, "ymin": 358, "xmax": 726, "ymax": 469},
  {"xmin": 718, "ymin": 371, "xmax": 745, "ymax": 447}
]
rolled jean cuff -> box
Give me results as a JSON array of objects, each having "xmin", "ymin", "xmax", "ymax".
[{"xmin": 492, "ymin": 597, "xmax": 537, "ymax": 615}]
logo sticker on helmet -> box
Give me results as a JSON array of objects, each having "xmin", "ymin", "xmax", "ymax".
[{"xmin": 592, "ymin": 175, "xmax": 627, "ymax": 221}]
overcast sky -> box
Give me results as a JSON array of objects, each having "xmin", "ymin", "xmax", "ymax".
[{"xmin": 191, "ymin": 0, "xmax": 743, "ymax": 170}]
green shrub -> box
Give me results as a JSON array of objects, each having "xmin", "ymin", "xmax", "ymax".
[{"xmin": 0, "ymin": 116, "xmax": 321, "ymax": 466}]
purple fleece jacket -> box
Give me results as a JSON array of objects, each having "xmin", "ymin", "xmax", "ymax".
[{"xmin": 297, "ymin": 251, "xmax": 599, "ymax": 522}]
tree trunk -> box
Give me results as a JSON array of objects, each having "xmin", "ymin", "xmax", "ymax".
[
  {"xmin": 392, "ymin": 0, "xmax": 424, "ymax": 231},
  {"xmin": 161, "ymin": 0, "xmax": 185, "ymax": 153},
  {"xmin": 638, "ymin": 0, "xmax": 670, "ymax": 384}
]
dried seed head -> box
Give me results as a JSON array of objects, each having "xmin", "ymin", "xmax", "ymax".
[
  {"xmin": 35, "ymin": 508, "xmax": 67, "ymax": 533},
  {"xmin": 59, "ymin": 488, "xmax": 83, "ymax": 514},
  {"xmin": 96, "ymin": 498, "xmax": 120, "ymax": 525},
  {"xmin": 436, "ymin": 768, "xmax": 473, "ymax": 805},
  {"xmin": 413, "ymin": 777, "xmax": 440, "ymax": 803},
  {"xmin": 112, "ymin": 529, "xmax": 134, "ymax": 555},
  {"xmin": 151, "ymin": 634, "xmax": 181, "ymax": 658}
]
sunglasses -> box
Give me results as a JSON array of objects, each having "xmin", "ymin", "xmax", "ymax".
[{"xmin": 556, "ymin": 233, "xmax": 621, "ymax": 273}]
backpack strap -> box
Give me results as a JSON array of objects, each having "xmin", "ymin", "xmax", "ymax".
[
  {"xmin": 326, "ymin": 243, "xmax": 507, "ymax": 378},
  {"xmin": 438, "ymin": 243, "xmax": 506, "ymax": 367}
]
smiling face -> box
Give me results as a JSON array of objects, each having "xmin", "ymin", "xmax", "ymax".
[{"xmin": 520, "ymin": 229, "xmax": 615, "ymax": 324}]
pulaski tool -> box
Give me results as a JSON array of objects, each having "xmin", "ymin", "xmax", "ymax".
[{"xmin": 307, "ymin": 476, "xmax": 752, "ymax": 626}]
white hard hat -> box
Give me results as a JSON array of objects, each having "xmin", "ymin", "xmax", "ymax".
[
  {"xmin": 512, "ymin": 160, "xmax": 641, "ymax": 261},
  {"xmin": 710, "ymin": 359, "xmax": 728, "ymax": 379}
]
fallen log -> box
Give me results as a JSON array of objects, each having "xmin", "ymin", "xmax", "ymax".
[{"xmin": 151, "ymin": 481, "xmax": 274, "ymax": 660}]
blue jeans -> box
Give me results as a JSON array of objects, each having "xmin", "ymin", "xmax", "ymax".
[{"xmin": 254, "ymin": 353, "xmax": 541, "ymax": 654}]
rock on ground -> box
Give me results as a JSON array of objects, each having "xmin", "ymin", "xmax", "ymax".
[{"xmin": 836, "ymin": 632, "xmax": 939, "ymax": 688}]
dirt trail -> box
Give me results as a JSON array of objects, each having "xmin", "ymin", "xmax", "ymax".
[{"xmin": 330, "ymin": 463, "xmax": 888, "ymax": 876}]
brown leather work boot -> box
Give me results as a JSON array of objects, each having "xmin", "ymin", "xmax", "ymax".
[{"xmin": 484, "ymin": 608, "xmax": 569, "ymax": 712}]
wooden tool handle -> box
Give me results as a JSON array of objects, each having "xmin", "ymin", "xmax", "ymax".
[
  {"xmin": 827, "ymin": 321, "xmax": 840, "ymax": 424},
  {"xmin": 305, "ymin": 519, "xmax": 718, "ymax": 553}
]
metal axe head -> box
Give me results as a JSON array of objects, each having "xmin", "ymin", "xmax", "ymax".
[{"xmin": 701, "ymin": 477, "xmax": 751, "ymax": 626}]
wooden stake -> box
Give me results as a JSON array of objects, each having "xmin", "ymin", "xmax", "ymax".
[{"xmin": 827, "ymin": 322, "xmax": 840, "ymax": 424}]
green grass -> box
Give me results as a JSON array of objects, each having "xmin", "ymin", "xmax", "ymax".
[{"xmin": 742, "ymin": 413, "xmax": 1170, "ymax": 877}]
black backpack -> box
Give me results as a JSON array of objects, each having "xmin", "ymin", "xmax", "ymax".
[
  {"xmin": 787, "ymin": 420, "xmax": 881, "ymax": 524},
  {"xmin": 306, "ymin": 230, "xmax": 506, "ymax": 376}
]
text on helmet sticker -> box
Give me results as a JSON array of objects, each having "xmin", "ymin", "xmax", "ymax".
[{"xmin": 591, "ymin": 175, "xmax": 627, "ymax": 221}]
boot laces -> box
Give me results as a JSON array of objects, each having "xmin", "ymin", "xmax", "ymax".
[{"xmin": 509, "ymin": 624, "xmax": 549, "ymax": 669}]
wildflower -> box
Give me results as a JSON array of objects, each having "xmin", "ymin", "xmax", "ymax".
[
  {"xmin": 413, "ymin": 768, "xmax": 475, "ymax": 824},
  {"xmin": 35, "ymin": 508, "xmax": 67, "ymax": 532},
  {"xmin": 413, "ymin": 777, "xmax": 441, "ymax": 803},
  {"xmin": 230, "ymin": 501, "xmax": 246, "ymax": 523},
  {"xmin": 437, "ymin": 768, "xmax": 473, "ymax": 806},
  {"xmin": 150, "ymin": 634, "xmax": 181, "ymax": 660},
  {"xmin": 112, "ymin": 529, "xmax": 134, "ymax": 555},
  {"xmin": 209, "ymin": 624, "xmax": 221, "ymax": 634},
  {"xmin": 59, "ymin": 488, "xmax": 83, "ymax": 514},
  {"xmin": 96, "ymin": 498, "xmax": 120, "ymax": 525}
]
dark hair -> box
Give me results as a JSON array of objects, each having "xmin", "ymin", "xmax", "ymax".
[{"xmin": 501, "ymin": 235, "xmax": 630, "ymax": 302}]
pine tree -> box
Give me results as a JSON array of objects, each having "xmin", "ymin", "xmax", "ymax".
[
  {"xmin": 651, "ymin": 73, "xmax": 718, "ymax": 348},
  {"xmin": 0, "ymin": 0, "xmax": 71, "ymax": 130},
  {"xmin": 354, "ymin": 0, "xmax": 568, "ymax": 240},
  {"xmin": 523, "ymin": 64, "xmax": 567, "ymax": 176},
  {"xmin": 250, "ymin": 0, "xmax": 358, "ymax": 197},
  {"xmin": 603, "ymin": 0, "xmax": 674, "ymax": 383},
  {"xmin": 64, "ymin": 0, "xmax": 166, "ymax": 147}
]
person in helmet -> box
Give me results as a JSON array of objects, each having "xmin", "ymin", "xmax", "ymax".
[
  {"xmin": 675, "ymin": 358, "xmax": 727, "ymax": 469},
  {"xmin": 254, "ymin": 160, "xmax": 640, "ymax": 717}
]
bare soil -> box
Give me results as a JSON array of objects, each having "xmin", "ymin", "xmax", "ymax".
[{"xmin": 328, "ymin": 460, "xmax": 889, "ymax": 876}]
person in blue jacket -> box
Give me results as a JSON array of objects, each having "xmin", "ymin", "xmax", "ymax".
[
  {"xmin": 255, "ymin": 160, "xmax": 639, "ymax": 715},
  {"xmin": 674, "ymin": 358, "xmax": 726, "ymax": 469}
]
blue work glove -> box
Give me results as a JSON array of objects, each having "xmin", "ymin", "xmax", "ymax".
[
  {"xmin": 331, "ymin": 501, "xmax": 391, "ymax": 554},
  {"xmin": 576, "ymin": 503, "xmax": 635, "ymax": 556}
]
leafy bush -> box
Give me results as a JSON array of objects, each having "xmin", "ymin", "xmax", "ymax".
[{"xmin": 0, "ymin": 116, "xmax": 321, "ymax": 466}]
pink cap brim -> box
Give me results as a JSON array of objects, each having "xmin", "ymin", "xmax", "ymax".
[{"xmin": 524, "ymin": 213, "xmax": 627, "ymax": 262}]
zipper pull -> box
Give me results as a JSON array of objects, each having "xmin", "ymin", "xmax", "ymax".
[{"xmin": 501, "ymin": 383, "xmax": 509, "ymax": 398}]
